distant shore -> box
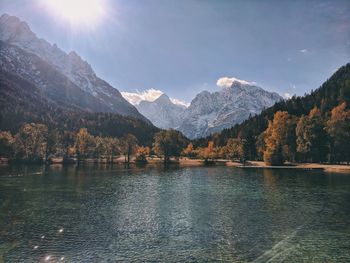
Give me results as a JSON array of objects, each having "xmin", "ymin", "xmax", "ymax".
[
  {"xmin": 180, "ymin": 159, "xmax": 350, "ymax": 173},
  {"xmin": 227, "ymin": 160, "xmax": 350, "ymax": 173},
  {"xmin": 1, "ymin": 157, "xmax": 349, "ymax": 173}
]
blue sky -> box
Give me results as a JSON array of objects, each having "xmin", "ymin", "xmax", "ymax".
[{"xmin": 1, "ymin": 0, "xmax": 350, "ymax": 103}]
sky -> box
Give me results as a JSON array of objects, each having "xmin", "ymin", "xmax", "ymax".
[{"xmin": 1, "ymin": 0, "xmax": 350, "ymax": 104}]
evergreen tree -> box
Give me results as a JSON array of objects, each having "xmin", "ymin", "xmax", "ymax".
[
  {"xmin": 296, "ymin": 115, "xmax": 311, "ymax": 161},
  {"xmin": 255, "ymin": 132, "xmax": 266, "ymax": 161},
  {"xmin": 62, "ymin": 131, "xmax": 76, "ymax": 161},
  {"xmin": 296, "ymin": 107, "xmax": 328, "ymax": 162},
  {"xmin": 45, "ymin": 128, "xmax": 61, "ymax": 161}
]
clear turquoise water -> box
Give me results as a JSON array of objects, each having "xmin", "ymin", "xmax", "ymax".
[{"xmin": 0, "ymin": 165, "xmax": 350, "ymax": 262}]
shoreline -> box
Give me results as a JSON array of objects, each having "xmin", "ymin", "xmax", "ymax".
[
  {"xmin": 227, "ymin": 160, "xmax": 350, "ymax": 173},
  {"xmin": 1, "ymin": 157, "xmax": 350, "ymax": 173}
]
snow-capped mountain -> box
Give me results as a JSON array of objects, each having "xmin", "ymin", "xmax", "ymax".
[
  {"xmin": 136, "ymin": 94, "xmax": 186, "ymax": 129},
  {"xmin": 178, "ymin": 80, "xmax": 282, "ymax": 139},
  {"xmin": 121, "ymin": 89, "xmax": 188, "ymax": 129},
  {"xmin": 122, "ymin": 81, "xmax": 281, "ymax": 138},
  {"xmin": 121, "ymin": 88, "xmax": 190, "ymax": 108},
  {"xmin": 0, "ymin": 14, "xmax": 147, "ymax": 121}
]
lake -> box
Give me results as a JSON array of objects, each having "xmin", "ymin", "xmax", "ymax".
[{"xmin": 0, "ymin": 164, "xmax": 350, "ymax": 262}]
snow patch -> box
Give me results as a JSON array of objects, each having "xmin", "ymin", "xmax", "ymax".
[
  {"xmin": 170, "ymin": 98, "xmax": 190, "ymax": 108},
  {"xmin": 121, "ymin": 89, "xmax": 189, "ymax": 108},
  {"xmin": 121, "ymin": 89, "xmax": 163, "ymax": 105},
  {"xmin": 216, "ymin": 76, "xmax": 253, "ymax": 88}
]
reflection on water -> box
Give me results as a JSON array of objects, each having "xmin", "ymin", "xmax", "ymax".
[{"xmin": 0, "ymin": 164, "xmax": 350, "ymax": 262}]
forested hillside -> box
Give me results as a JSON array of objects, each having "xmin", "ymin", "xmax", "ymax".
[
  {"xmin": 0, "ymin": 70, "xmax": 159, "ymax": 146},
  {"xmin": 194, "ymin": 63, "xmax": 350, "ymax": 163}
]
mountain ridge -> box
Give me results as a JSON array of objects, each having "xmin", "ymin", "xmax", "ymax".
[
  {"xmin": 136, "ymin": 93, "xmax": 186, "ymax": 129},
  {"xmin": 0, "ymin": 13, "xmax": 149, "ymax": 122},
  {"xmin": 124, "ymin": 81, "xmax": 282, "ymax": 138},
  {"xmin": 178, "ymin": 81, "xmax": 282, "ymax": 139}
]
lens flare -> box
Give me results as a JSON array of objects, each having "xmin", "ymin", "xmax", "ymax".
[{"xmin": 41, "ymin": 0, "xmax": 106, "ymax": 29}]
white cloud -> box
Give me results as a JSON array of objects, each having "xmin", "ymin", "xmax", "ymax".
[
  {"xmin": 121, "ymin": 88, "xmax": 163, "ymax": 105},
  {"xmin": 170, "ymin": 98, "xmax": 190, "ymax": 108},
  {"xmin": 299, "ymin": 49, "xmax": 308, "ymax": 53},
  {"xmin": 121, "ymin": 89, "xmax": 190, "ymax": 108},
  {"xmin": 216, "ymin": 77, "xmax": 253, "ymax": 88},
  {"xmin": 284, "ymin": 92, "xmax": 292, "ymax": 99}
]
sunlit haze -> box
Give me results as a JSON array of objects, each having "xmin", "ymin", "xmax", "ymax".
[
  {"xmin": 39, "ymin": 0, "xmax": 107, "ymax": 29},
  {"xmin": 1, "ymin": 0, "xmax": 350, "ymax": 104}
]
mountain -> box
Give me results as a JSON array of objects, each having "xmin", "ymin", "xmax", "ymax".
[
  {"xmin": 196, "ymin": 63, "xmax": 350, "ymax": 148},
  {"xmin": 0, "ymin": 70, "xmax": 159, "ymax": 146},
  {"xmin": 122, "ymin": 81, "xmax": 281, "ymax": 138},
  {"xmin": 0, "ymin": 14, "xmax": 282, "ymax": 139},
  {"xmin": 136, "ymin": 94, "xmax": 186, "ymax": 129},
  {"xmin": 0, "ymin": 14, "xmax": 148, "ymax": 122},
  {"xmin": 179, "ymin": 81, "xmax": 282, "ymax": 139}
]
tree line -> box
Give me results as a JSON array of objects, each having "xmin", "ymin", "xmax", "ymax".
[
  {"xmin": 260, "ymin": 103, "xmax": 350, "ymax": 165},
  {"xmin": 0, "ymin": 125, "xmax": 187, "ymax": 164},
  {"xmin": 0, "ymin": 102, "xmax": 348, "ymax": 165},
  {"xmin": 191, "ymin": 103, "xmax": 350, "ymax": 165}
]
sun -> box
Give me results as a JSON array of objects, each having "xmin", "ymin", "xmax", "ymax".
[{"xmin": 41, "ymin": 0, "xmax": 106, "ymax": 29}]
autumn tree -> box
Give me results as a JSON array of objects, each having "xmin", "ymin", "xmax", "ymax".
[
  {"xmin": 263, "ymin": 111, "xmax": 297, "ymax": 165},
  {"xmin": 135, "ymin": 146, "xmax": 150, "ymax": 163},
  {"xmin": 153, "ymin": 129, "xmax": 188, "ymax": 164},
  {"xmin": 224, "ymin": 138, "xmax": 247, "ymax": 162},
  {"xmin": 0, "ymin": 131, "xmax": 14, "ymax": 158},
  {"xmin": 121, "ymin": 134, "xmax": 138, "ymax": 164},
  {"xmin": 75, "ymin": 128, "xmax": 95, "ymax": 161},
  {"xmin": 182, "ymin": 143, "xmax": 195, "ymax": 158},
  {"xmin": 198, "ymin": 141, "xmax": 220, "ymax": 161},
  {"xmin": 14, "ymin": 123, "xmax": 48, "ymax": 161},
  {"xmin": 104, "ymin": 137, "xmax": 120, "ymax": 163},
  {"xmin": 94, "ymin": 136, "xmax": 107, "ymax": 161},
  {"xmin": 325, "ymin": 102, "xmax": 350, "ymax": 163}
]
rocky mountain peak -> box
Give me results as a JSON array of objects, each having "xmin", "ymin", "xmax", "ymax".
[
  {"xmin": 154, "ymin": 93, "xmax": 171, "ymax": 103},
  {"xmin": 0, "ymin": 13, "xmax": 36, "ymax": 42},
  {"xmin": 135, "ymin": 92, "xmax": 185, "ymax": 129},
  {"xmin": 178, "ymin": 83, "xmax": 283, "ymax": 139},
  {"xmin": 0, "ymin": 14, "xmax": 149, "ymax": 122},
  {"xmin": 0, "ymin": 14, "xmax": 95, "ymax": 80}
]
